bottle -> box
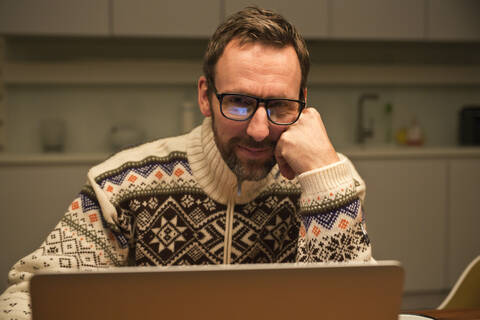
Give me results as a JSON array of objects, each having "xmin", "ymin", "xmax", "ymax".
[
  {"xmin": 395, "ymin": 126, "xmax": 407, "ymax": 146},
  {"xmin": 406, "ymin": 117, "xmax": 424, "ymax": 146}
]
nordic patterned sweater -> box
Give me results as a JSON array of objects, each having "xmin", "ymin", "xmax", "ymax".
[{"xmin": 0, "ymin": 117, "xmax": 372, "ymax": 319}]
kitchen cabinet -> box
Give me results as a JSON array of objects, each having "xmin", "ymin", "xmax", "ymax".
[
  {"xmin": 0, "ymin": 150, "xmax": 479, "ymax": 307},
  {"xmin": 329, "ymin": 0, "xmax": 426, "ymax": 40},
  {"xmin": 0, "ymin": 0, "xmax": 109, "ymax": 36},
  {"xmin": 224, "ymin": 0, "xmax": 328, "ymax": 39},
  {"xmin": 427, "ymin": 0, "xmax": 480, "ymax": 41},
  {"xmin": 1, "ymin": 0, "xmax": 479, "ymax": 42},
  {"xmin": 447, "ymin": 159, "xmax": 480, "ymax": 286},
  {"xmin": 112, "ymin": 0, "xmax": 221, "ymax": 38},
  {"xmin": 353, "ymin": 159, "xmax": 448, "ymax": 291},
  {"xmin": 0, "ymin": 162, "xmax": 91, "ymax": 293}
]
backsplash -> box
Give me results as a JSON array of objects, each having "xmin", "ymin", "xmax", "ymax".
[
  {"xmin": 3, "ymin": 37, "xmax": 480, "ymax": 154},
  {"xmin": 4, "ymin": 82, "xmax": 480, "ymax": 153},
  {"xmin": 5, "ymin": 84, "xmax": 201, "ymax": 153},
  {"xmin": 309, "ymin": 85, "xmax": 480, "ymax": 148}
]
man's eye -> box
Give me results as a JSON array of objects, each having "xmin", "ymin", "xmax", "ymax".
[
  {"xmin": 268, "ymin": 100, "xmax": 289, "ymax": 108},
  {"xmin": 228, "ymin": 106, "xmax": 249, "ymax": 116},
  {"xmin": 268, "ymin": 100, "xmax": 299, "ymax": 110}
]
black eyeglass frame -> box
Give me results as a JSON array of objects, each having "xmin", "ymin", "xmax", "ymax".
[{"xmin": 214, "ymin": 89, "xmax": 306, "ymax": 125}]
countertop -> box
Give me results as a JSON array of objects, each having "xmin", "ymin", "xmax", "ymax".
[{"xmin": 1, "ymin": 146, "xmax": 479, "ymax": 165}]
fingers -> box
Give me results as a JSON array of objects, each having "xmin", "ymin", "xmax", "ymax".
[
  {"xmin": 275, "ymin": 152, "xmax": 296, "ymax": 180},
  {"xmin": 275, "ymin": 127, "xmax": 295, "ymax": 180},
  {"xmin": 301, "ymin": 107, "xmax": 323, "ymax": 128},
  {"xmin": 274, "ymin": 106, "xmax": 339, "ymax": 177}
]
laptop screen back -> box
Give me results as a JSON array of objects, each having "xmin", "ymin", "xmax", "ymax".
[{"xmin": 31, "ymin": 261, "xmax": 404, "ymax": 320}]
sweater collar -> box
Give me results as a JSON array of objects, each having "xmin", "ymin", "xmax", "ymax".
[{"xmin": 187, "ymin": 117, "xmax": 275, "ymax": 204}]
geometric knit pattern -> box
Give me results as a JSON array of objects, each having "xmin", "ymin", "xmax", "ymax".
[
  {"xmin": 119, "ymin": 192, "xmax": 300, "ymax": 265},
  {"xmin": 0, "ymin": 136, "xmax": 372, "ymax": 320},
  {"xmin": 105, "ymin": 155, "xmax": 302, "ymax": 265},
  {"xmin": 41, "ymin": 201, "xmax": 126, "ymax": 269},
  {"xmin": 96, "ymin": 155, "xmax": 192, "ymax": 189},
  {"xmin": 299, "ymin": 179, "xmax": 359, "ymax": 215},
  {"xmin": 90, "ymin": 153, "xmax": 370, "ymax": 266},
  {"xmin": 301, "ymin": 199, "xmax": 360, "ymax": 231},
  {"xmin": 296, "ymin": 199, "xmax": 370, "ymax": 262},
  {"xmin": 0, "ymin": 193, "xmax": 128, "ymax": 320}
]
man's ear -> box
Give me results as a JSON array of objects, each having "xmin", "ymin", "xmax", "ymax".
[
  {"xmin": 198, "ymin": 76, "xmax": 212, "ymax": 117},
  {"xmin": 303, "ymin": 87, "xmax": 308, "ymax": 105}
]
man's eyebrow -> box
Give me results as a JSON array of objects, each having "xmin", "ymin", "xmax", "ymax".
[{"xmin": 221, "ymin": 89, "xmax": 294, "ymax": 100}]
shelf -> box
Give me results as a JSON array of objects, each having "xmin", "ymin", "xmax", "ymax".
[
  {"xmin": 309, "ymin": 65, "xmax": 480, "ymax": 86},
  {"xmin": 1, "ymin": 147, "xmax": 479, "ymax": 165},
  {"xmin": 4, "ymin": 61, "xmax": 480, "ymax": 86},
  {"xmin": 341, "ymin": 146, "xmax": 480, "ymax": 160},
  {"xmin": 0, "ymin": 152, "xmax": 109, "ymax": 165},
  {"xmin": 4, "ymin": 60, "xmax": 202, "ymax": 85}
]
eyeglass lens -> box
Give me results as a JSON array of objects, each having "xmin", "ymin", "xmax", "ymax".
[{"xmin": 222, "ymin": 94, "xmax": 301, "ymax": 124}]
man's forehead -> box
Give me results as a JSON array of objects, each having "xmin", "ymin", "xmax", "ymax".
[
  {"xmin": 212, "ymin": 40, "xmax": 302, "ymax": 99},
  {"xmin": 215, "ymin": 39, "xmax": 300, "ymax": 77}
]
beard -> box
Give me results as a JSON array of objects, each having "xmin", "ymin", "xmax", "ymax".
[{"xmin": 211, "ymin": 115, "xmax": 277, "ymax": 181}]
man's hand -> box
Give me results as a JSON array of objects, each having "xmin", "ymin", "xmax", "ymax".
[{"xmin": 274, "ymin": 107, "xmax": 340, "ymax": 180}]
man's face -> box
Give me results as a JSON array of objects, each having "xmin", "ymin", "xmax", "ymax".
[{"xmin": 198, "ymin": 39, "xmax": 304, "ymax": 181}]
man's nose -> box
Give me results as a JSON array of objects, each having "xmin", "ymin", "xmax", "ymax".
[{"xmin": 246, "ymin": 106, "xmax": 270, "ymax": 142}]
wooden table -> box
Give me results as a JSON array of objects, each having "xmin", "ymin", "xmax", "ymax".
[{"xmin": 411, "ymin": 309, "xmax": 480, "ymax": 320}]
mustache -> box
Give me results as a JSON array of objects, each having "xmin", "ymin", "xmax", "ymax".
[{"xmin": 231, "ymin": 137, "xmax": 276, "ymax": 149}]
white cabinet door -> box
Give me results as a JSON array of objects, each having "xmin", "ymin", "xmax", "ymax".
[
  {"xmin": 427, "ymin": 0, "xmax": 480, "ymax": 41},
  {"xmin": 330, "ymin": 0, "xmax": 426, "ymax": 40},
  {"xmin": 0, "ymin": 0, "xmax": 109, "ymax": 36},
  {"xmin": 354, "ymin": 159, "xmax": 447, "ymax": 291},
  {"xmin": 448, "ymin": 159, "xmax": 480, "ymax": 286},
  {"xmin": 112, "ymin": 0, "xmax": 221, "ymax": 38},
  {"xmin": 225, "ymin": 0, "xmax": 328, "ymax": 39},
  {"xmin": 0, "ymin": 164, "xmax": 90, "ymax": 293}
]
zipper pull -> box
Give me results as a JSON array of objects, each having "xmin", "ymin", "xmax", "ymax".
[{"xmin": 127, "ymin": 216, "xmax": 137, "ymax": 266}]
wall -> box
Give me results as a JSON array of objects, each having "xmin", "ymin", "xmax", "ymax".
[
  {"xmin": 3, "ymin": 38, "xmax": 480, "ymax": 154},
  {"xmin": 5, "ymin": 83, "xmax": 480, "ymax": 154},
  {"xmin": 6, "ymin": 84, "xmax": 201, "ymax": 153}
]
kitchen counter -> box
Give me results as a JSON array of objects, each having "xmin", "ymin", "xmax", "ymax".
[
  {"xmin": 1, "ymin": 146, "xmax": 479, "ymax": 165},
  {"xmin": 0, "ymin": 152, "xmax": 110, "ymax": 165},
  {"xmin": 341, "ymin": 146, "xmax": 480, "ymax": 160}
]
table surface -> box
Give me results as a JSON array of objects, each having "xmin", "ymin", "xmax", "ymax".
[{"xmin": 411, "ymin": 309, "xmax": 480, "ymax": 320}]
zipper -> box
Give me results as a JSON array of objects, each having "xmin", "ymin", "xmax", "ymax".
[
  {"xmin": 127, "ymin": 215, "xmax": 137, "ymax": 266},
  {"xmin": 223, "ymin": 189, "xmax": 236, "ymax": 264}
]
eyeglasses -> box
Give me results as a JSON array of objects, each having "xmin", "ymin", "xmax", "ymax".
[{"xmin": 214, "ymin": 89, "xmax": 306, "ymax": 125}]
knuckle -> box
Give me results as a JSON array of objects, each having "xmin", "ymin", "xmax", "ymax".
[{"xmin": 309, "ymin": 107, "xmax": 320, "ymax": 118}]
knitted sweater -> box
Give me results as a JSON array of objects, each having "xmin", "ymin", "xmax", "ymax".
[{"xmin": 0, "ymin": 118, "xmax": 372, "ymax": 319}]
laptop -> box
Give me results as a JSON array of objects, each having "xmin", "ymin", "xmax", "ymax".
[{"xmin": 30, "ymin": 260, "xmax": 404, "ymax": 320}]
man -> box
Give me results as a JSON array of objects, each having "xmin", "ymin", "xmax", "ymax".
[{"xmin": 0, "ymin": 6, "xmax": 372, "ymax": 319}]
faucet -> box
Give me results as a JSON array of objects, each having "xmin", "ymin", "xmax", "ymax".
[{"xmin": 356, "ymin": 93, "xmax": 379, "ymax": 144}]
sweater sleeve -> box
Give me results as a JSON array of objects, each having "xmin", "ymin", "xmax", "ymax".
[
  {"xmin": 0, "ymin": 185, "xmax": 128, "ymax": 320},
  {"xmin": 295, "ymin": 154, "xmax": 373, "ymax": 263}
]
